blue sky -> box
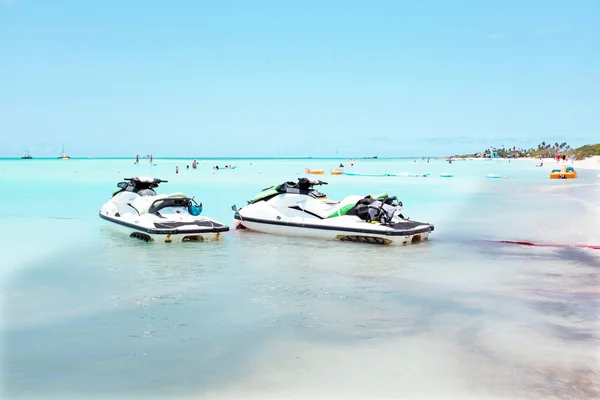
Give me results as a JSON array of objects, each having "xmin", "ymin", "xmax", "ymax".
[{"xmin": 1, "ymin": 0, "xmax": 598, "ymax": 157}]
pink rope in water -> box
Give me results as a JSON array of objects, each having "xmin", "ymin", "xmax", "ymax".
[{"xmin": 480, "ymin": 239, "xmax": 600, "ymax": 250}]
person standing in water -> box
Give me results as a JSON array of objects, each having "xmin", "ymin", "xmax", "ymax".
[{"xmin": 135, "ymin": 154, "xmax": 139, "ymax": 165}]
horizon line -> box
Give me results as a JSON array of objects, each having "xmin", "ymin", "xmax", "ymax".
[{"xmin": 0, "ymin": 156, "xmax": 446, "ymax": 160}]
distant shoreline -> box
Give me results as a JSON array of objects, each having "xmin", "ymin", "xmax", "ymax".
[
  {"xmin": 456, "ymin": 155, "xmax": 600, "ymax": 171},
  {"xmin": 0, "ymin": 156, "xmax": 446, "ymax": 161}
]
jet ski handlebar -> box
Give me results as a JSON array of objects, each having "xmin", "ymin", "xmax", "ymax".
[{"xmin": 302, "ymin": 177, "xmax": 327, "ymax": 186}]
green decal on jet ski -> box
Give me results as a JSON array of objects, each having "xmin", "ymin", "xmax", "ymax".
[
  {"xmin": 327, "ymin": 203, "xmax": 355, "ymax": 218},
  {"xmin": 250, "ymin": 186, "xmax": 278, "ymax": 203}
]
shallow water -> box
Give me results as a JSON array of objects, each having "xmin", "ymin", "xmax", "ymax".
[{"xmin": 1, "ymin": 157, "xmax": 599, "ymax": 399}]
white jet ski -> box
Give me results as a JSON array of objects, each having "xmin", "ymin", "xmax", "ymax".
[
  {"xmin": 232, "ymin": 177, "xmax": 434, "ymax": 245},
  {"xmin": 99, "ymin": 177, "xmax": 229, "ymax": 243}
]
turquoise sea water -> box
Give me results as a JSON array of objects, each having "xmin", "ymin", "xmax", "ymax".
[{"xmin": 1, "ymin": 157, "xmax": 599, "ymax": 399}]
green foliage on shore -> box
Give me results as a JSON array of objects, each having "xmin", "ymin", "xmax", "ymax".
[
  {"xmin": 573, "ymin": 143, "xmax": 600, "ymax": 159},
  {"xmin": 453, "ymin": 142, "xmax": 600, "ymax": 160}
]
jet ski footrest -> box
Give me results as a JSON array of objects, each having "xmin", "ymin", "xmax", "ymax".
[{"xmin": 153, "ymin": 220, "xmax": 225, "ymax": 229}]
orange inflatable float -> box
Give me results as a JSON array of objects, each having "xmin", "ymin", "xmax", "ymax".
[
  {"xmin": 550, "ymin": 166, "xmax": 577, "ymax": 179},
  {"xmin": 305, "ymin": 168, "xmax": 325, "ymax": 175}
]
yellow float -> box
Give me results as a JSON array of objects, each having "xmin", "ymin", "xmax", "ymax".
[
  {"xmin": 330, "ymin": 169, "xmax": 343, "ymax": 175},
  {"xmin": 550, "ymin": 166, "xmax": 577, "ymax": 179},
  {"xmin": 305, "ymin": 168, "xmax": 325, "ymax": 175}
]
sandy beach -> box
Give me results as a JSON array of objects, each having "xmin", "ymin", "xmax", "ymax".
[
  {"xmin": 568, "ymin": 156, "xmax": 600, "ymax": 171},
  {"xmin": 544, "ymin": 156, "xmax": 600, "ymax": 171}
]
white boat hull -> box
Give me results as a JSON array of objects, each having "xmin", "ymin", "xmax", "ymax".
[
  {"xmin": 234, "ymin": 213, "xmax": 432, "ymax": 246},
  {"xmin": 233, "ymin": 177, "xmax": 435, "ymax": 246},
  {"xmin": 99, "ymin": 182, "xmax": 229, "ymax": 243},
  {"xmin": 100, "ymin": 213, "xmax": 228, "ymax": 243}
]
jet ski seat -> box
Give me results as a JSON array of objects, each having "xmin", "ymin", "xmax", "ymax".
[
  {"xmin": 147, "ymin": 197, "xmax": 192, "ymax": 215},
  {"xmin": 129, "ymin": 194, "xmax": 190, "ymax": 215}
]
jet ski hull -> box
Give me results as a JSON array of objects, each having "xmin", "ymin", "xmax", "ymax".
[
  {"xmin": 234, "ymin": 176, "xmax": 434, "ymax": 246},
  {"xmin": 234, "ymin": 212, "xmax": 433, "ymax": 246},
  {"xmin": 99, "ymin": 179, "xmax": 230, "ymax": 243},
  {"xmin": 99, "ymin": 212, "xmax": 229, "ymax": 243}
]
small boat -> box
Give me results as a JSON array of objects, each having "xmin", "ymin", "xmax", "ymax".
[
  {"xmin": 486, "ymin": 174, "xmax": 501, "ymax": 179},
  {"xmin": 305, "ymin": 168, "xmax": 325, "ymax": 175},
  {"xmin": 21, "ymin": 149, "xmax": 32, "ymax": 159},
  {"xmin": 440, "ymin": 173, "xmax": 454, "ymax": 178},
  {"xmin": 550, "ymin": 166, "xmax": 577, "ymax": 179},
  {"xmin": 58, "ymin": 142, "xmax": 70, "ymax": 160},
  {"xmin": 232, "ymin": 177, "xmax": 434, "ymax": 246},
  {"xmin": 99, "ymin": 177, "xmax": 229, "ymax": 243}
]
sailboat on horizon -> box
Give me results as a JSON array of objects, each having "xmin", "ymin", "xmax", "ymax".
[
  {"xmin": 21, "ymin": 148, "xmax": 33, "ymax": 159},
  {"xmin": 58, "ymin": 142, "xmax": 70, "ymax": 160}
]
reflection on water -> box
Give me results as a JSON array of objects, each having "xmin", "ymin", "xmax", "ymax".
[{"xmin": 3, "ymin": 229, "xmax": 599, "ymax": 399}]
